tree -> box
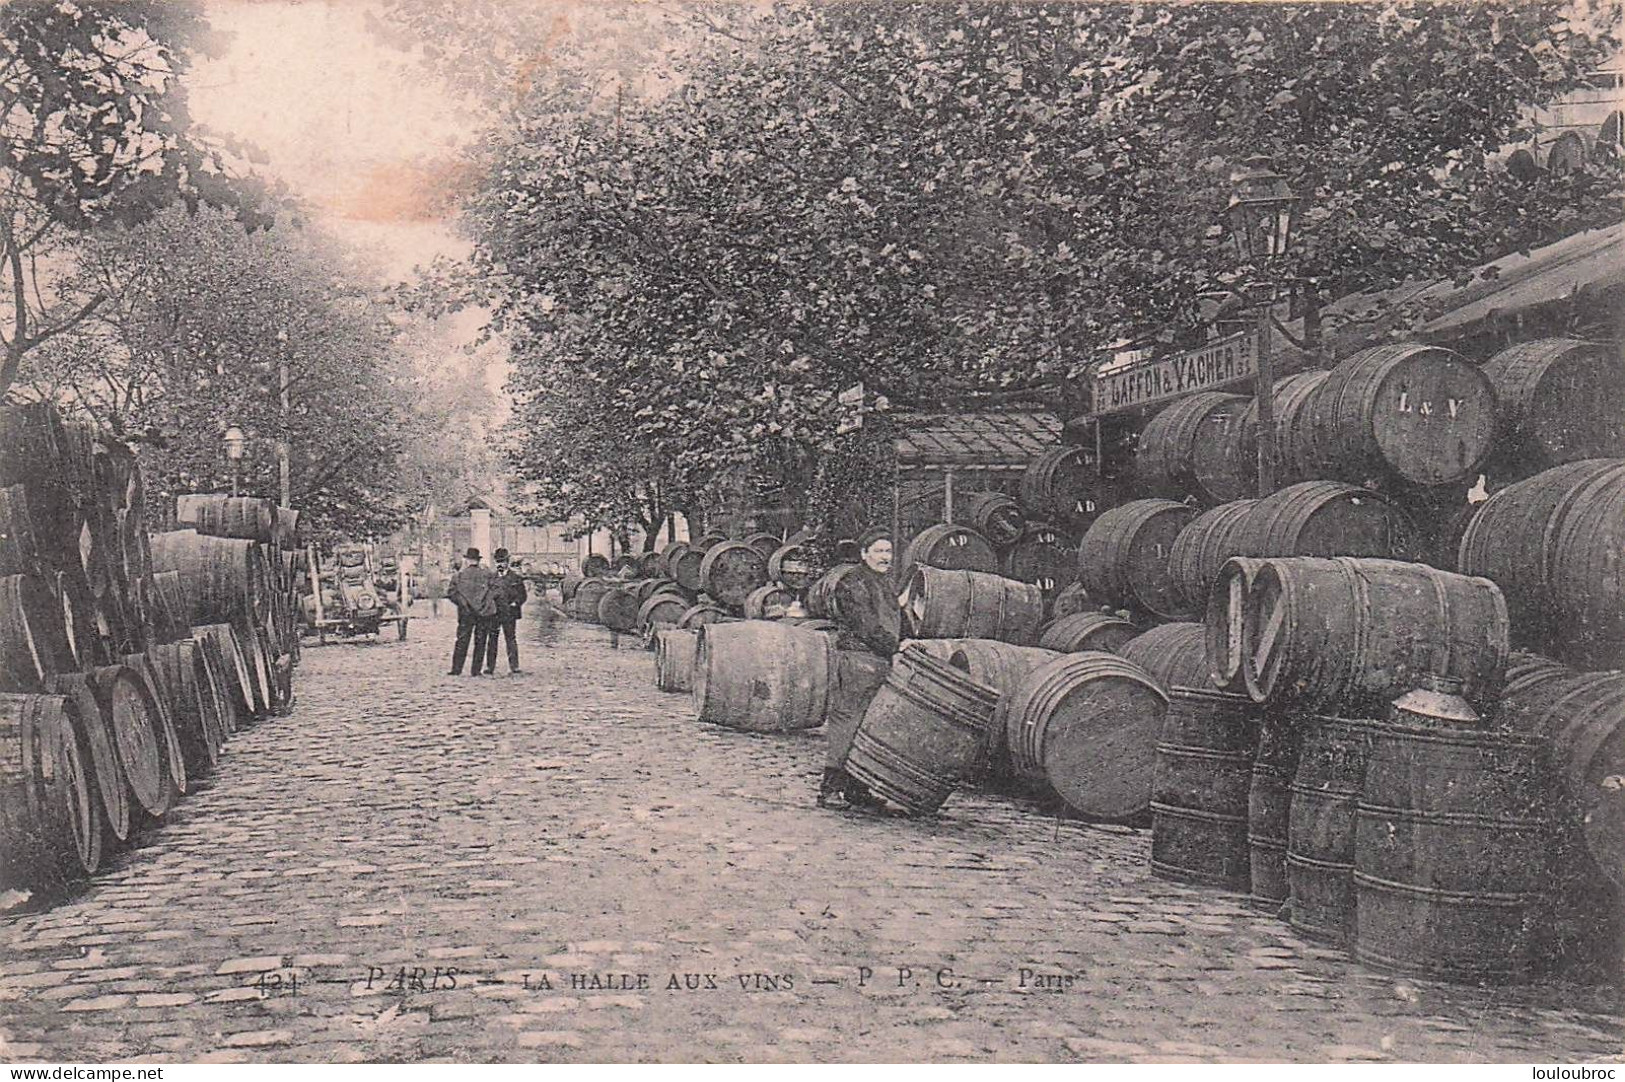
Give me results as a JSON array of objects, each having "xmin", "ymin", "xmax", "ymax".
[
  {"xmin": 391, "ymin": 1, "xmax": 1620, "ymax": 536},
  {"xmin": 20, "ymin": 206, "xmax": 431, "ymax": 541},
  {"xmin": 0, "ymin": 0, "xmax": 272, "ymax": 398}
]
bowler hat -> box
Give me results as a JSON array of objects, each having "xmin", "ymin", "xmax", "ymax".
[
  {"xmin": 494, "ymin": 547, "xmax": 510, "ymax": 561},
  {"xmin": 464, "ymin": 547, "xmax": 481, "ymax": 560}
]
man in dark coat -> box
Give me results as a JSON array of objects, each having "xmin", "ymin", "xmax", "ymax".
[
  {"xmin": 446, "ymin": 547, "xmax": 497, "ymax": 676},
  {"xmin": 482, "ymin": 547, "xmax": 529, "ymax": 674},
  {"xmin": 818, "ymin": 527, "xmax": 902, "ymax": 810}
]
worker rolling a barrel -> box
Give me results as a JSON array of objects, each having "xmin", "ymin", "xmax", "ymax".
[
  {"xmin": 818, "ymin": 526, "xmax": 903, "ymax": 812},
  {"xmin": 446, "ymin": 547, "xmax": 497, "ymax": 676}
]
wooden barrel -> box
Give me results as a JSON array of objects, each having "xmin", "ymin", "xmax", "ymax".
[
  {"xmin": 637, "ymin": 592, "xmax": 689, "ymax": 631},
  {"xmin": 634, "ymin": 577, "xmax": 679, "ymax": 603},
  {"xmin": 232, "ymin": 621, "xmax": 274, "ymax": 718},
  {"xmin": 900, "ymin": 565, "xmax": 1044, "ymax": 645},
  {"xmin": 0, "ymin": 693, "xmax": 98, "ymax": 888},
  {"xmin": 1135, "ymin": 392, "xmax": 1250, "ymax": 500},
  {"xmin": 1547, "ymin": 462, "xmax": 1625, "ymax": 666},
  {"xmin": 1355, "ymin": 722, "xmax": 1551, "ymax": 982},
  {"xmin": 1243, "ymin": 557, "xmax": 1509, "ymax": 713},
  {"xmin": 653, "ymin": 628, "xmax": 699, "ymax": 693},
  {"xmin": 0, "ymin": 573, "xmax": 70, "ymax": 691},
  {"xmin": 1481, "ymin": 338, "xmax": 1625, "ymax": 466},
  {"xmin": 192, "ymin": 496, "xmax": 277, "ymax": 542},
  {"xmin": 49, "ymin": 672, "xmax": 131, "ymax": 844},
  {"xmin": 1498, "ymin": 669, "xmax": 1625, "ymax": 886},
  {"xmin": 185, "ymin": 635, "xmax": 232, "ymax": 759},
  {"xmin": 767, "ymin": 542, "xmax": 820, "ymax": 590},
  {"xmin": 1203, "ymin": 556, "xmax": 1269, "ymax": 693},
  {"xmin": 0, "ymin": 483, "xmax": 39, "ymax": 576},
  {"xmin": 1021, "ymin": 446, "xmax": 1115, "ymax": 533},
  {"xmin": 900, "ymin": 523, "xmax": 999, "ymax": 587},
  {"xmin": 1004, "ymin": 651, "xmax": 1168, "ymax": 819},
  {"xmin": 1265, "ymin": 370, "xmax": 1334, "ymax": 484},
  {"xmin": 1191, "ymin": 395, "xmax": 1259, "ymax": 504},
  {"xmin": 1000, "ymin": 523, "xmax": 1075, "ymax": 600},
  {"xmin": 1048, "ymin": 581, "xmax": 1092, "ymax": 621},
  {"xmin": 0, "ymin": 402, "xmax": 65, "ymax": 487},
  {"xmin": 559, "ymin": 573, "xmax": 585, "ymax": 603},
  {"xmin": 1037, "ymin": 612, "xmax": 1138, "ymax": 654},
  {"xmin": 1287, "ymin": 716, "xmax": 1372, "ymax": 945},
  {"xmin": 1297, "ymin": 342, "xmax": 1496, "ymax": 486},
  {"xmin": 825, "ymin": 650, "xmax": 893, "ymax": 770},
  {"xmin": 692, "ymin": 621, "xmax": 836, "ymax": 732},
  {"xmin": 805, "ymin": 562, "xmax": 857, "ymax": 621},
  {"xmin": 657, "ymin": 541, "xmax": 689, "ymax": 581},
  {"xmin": 147, "ymin": 569, "xmax": 191, "ymax": 645},
  {"xmin": 677, "ymin": 603, "xmax": 735, "ymax": 630},
  {"xmin": 742, "ymin": 583, "xmax": 795, "ymax": 620},
  {"xmin": 699, "ymin": 541, "xmax": 769, "ymax": 608},
  {"xmin": 845, "ymin": 644, "xmax": 999, "ymax": 815},
  {"xmin": 668, "ymin": 545, "xmax": 705, "ymax": 593},
  {"xmin": 1076, "ymin": 499, "xmax": 1197, "ymax": 620},
  {"xmin": 953, "ymin": 491, "xmax": 1026, "ymax": 549},
  {"xmin": 1248, "ymin": 709, "xmax": 1299, "ymax": 910},
  {"xmin": 596, "ymin": 587, "xmax": 642, "ymax": 633},
  {"xmin": 581, "ymin": 554, "xmax": 611, "ymax": 578},
  {"xmin": 148, "ymin": 641, "xmax": 221, "ymax": 779},
  {"xmin": 123, "ymin": 652, "xmax": 187, "ymax": 803},
  {"xmin": 191, "ymin": 623, "xmax": 255, "ymax": 727},
  {"xmin": 1151, "ymin": 686, "xmax": 1261, "ymax": 889},
  {"xmin": 933, "ymin": 640, "xmax": 1064, "ymax": 781},
  {"xmin": 694, "ymin": 532, "xmax": 729, "ymax": 554},
  {"xmin": 148, "ymin": 530, "xmax": 265, "ymax": 629},
  {"xmin": 1248, "ymin": 481, "xmax": 1418, "ymax": 564},
  {"xmin": 741, "ymin": 532, "xmax": 782, "ymax": 563},
  {"xmin": 190, "ymin": 623, "xmax": 242, "ymax": 734},
  {"xmin": 1118, "ymin": 622, "xmax": 1210, "ymax": 694},
  {"xmin": 571, "ymin": 578, "xmax": 610, "ymax": 623},
  {"xmin": 1457, "ymin": 460, "xmax": 1623, "ymax": 633},
  {"xmin": 1168, "ymin": 500, "xmax": 1257, "ymax": 616}
]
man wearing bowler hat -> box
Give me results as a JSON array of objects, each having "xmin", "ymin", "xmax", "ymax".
[
  {"xmin": 446, "ymin": 546, "xmax": 497, "ymax": 676},
  {"xmin": 482, "ymin": 547, "xmax": 528, "ymax": 674}
]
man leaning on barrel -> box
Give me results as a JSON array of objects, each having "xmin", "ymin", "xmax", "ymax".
[
  {"xmin": 818, "ymin": 527, "xmax": 903, "ymax": 813},
  {"xmin": 446, "ymin": 546, "xmax": 498, "ymax": 676}
]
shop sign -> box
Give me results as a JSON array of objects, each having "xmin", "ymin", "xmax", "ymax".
[{"xmin": 1091, "ymin": 331, "xmax": 1258, "ymax": 415}]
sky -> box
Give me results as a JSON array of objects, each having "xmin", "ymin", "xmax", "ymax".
[{"xmin": 186, "ymin": 0, "xmax": 476, "ymax": 281}]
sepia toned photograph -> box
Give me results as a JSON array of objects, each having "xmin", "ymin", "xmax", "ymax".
[{"xmin": 0, "ymin": 0, "xmax": 1622, "ymax": 1066}]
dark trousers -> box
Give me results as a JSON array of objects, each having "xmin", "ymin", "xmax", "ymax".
[
  {"xmin": 451, "ymin": 613, "xmax": 496, "ymax": 674},
  {"xmin": 482, "ymin": 618, "xmax": 520, "ymax": 672}
]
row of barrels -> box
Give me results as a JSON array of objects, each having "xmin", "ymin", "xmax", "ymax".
[
  {"xmin": 1076, "ymin": 481, "xmax": 1421, "ymax": 623},
  {"xmin": 1131, "ymin": 337, "xmax": 1621, "ymax": 507},
  {"xmin": 0, "ymin": 621, "xmax": 273, "ymax": 892},
  {"xmin": 1149, "ymin": 655, "xmax": 1622, "ymax": 983}
]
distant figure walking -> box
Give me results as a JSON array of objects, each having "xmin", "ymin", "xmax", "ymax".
[
  {"xmin": 446, "ymin": 547, "xmax": 497, "ymax": 676},
  {"xmin": 422, "ymin": 560, "xmax": 446, "ymax": 618},
  {"xmin": 482, "ymin": 547, "xmax": 529, "ymax": 674}
]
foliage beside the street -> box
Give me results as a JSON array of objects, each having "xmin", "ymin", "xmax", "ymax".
[
  {"xmin": 18, "ymin": 206, "xmax": 485, "ymax": 543},
  {"xmin": 0, "ymin": 0, "xmax": 273, "ymax": 397},
  {"xmin": 401, "ymin": 1, "xmax": 1621, "ymax": 538}
]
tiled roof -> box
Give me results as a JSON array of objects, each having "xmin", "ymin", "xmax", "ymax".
[{"xmin": 893, "ymin": 409, "xmax": 1064, "ymax": 467}]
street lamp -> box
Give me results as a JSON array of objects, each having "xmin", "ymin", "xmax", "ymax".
[
  {"xmin": 1225, "ymin": 155, "xmax": 1298, "ymax": 495},
  {"xmin": 223, "ymin": 425, "xmax": 246, "ymax": 498}
]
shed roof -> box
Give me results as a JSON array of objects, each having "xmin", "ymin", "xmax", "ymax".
[{"xmin": 892, "ymin": 409, "xmax": 1063, "ymax": 468}]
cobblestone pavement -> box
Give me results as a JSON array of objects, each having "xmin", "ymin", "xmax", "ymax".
[{"xmin": 2, "ymin": 605, "xmax": 1622, "ymax": 1064}]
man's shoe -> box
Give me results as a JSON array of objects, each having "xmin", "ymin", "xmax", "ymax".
[
  {"xmin": 447, "ymin": 670, "xmax": 460, "ymax": 676},
  {"xmin": 510, "ymin": 668, "xmax": 522, "ymax": 675}
]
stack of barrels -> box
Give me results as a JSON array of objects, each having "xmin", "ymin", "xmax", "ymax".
[{"xmin": 0, "ymin": 402, "xmax": 306, "ymax": 895}]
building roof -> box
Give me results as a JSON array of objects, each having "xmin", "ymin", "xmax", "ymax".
[
  {"xmin": 892, "ymin": 409, "xmax": 1063, "ymax": 468},
  {"xmin": 1310, "ymin": 221, "xmax": 1625, "ymax": 356}
]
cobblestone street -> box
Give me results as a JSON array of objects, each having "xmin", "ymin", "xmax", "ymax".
[{"xmin": 1, "ymin": 605, "xmax": 1622, "ymax": 1064}]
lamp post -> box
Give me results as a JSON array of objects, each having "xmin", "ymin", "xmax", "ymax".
[
  {"xmin": 1225, "ymin": 155, "xmax": 1297, "ymax": 495},
  {"xmin": 223, "ymin": 425, "xmax": 246, "ymax": 497},
  {"xmin": 274, "ymin": 326, "xmax": 292, "ymax": 509}
]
